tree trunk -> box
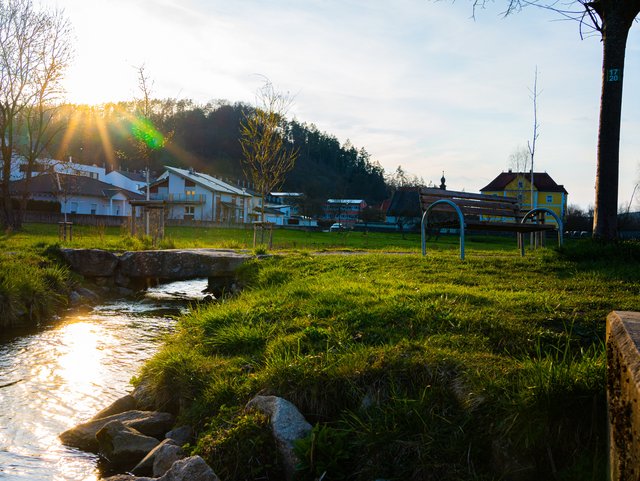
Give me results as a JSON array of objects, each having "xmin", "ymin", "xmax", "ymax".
[
  {"xmin": 593, "ymin": 15, "xmax": 630, "ymax": 240},
  {"xmin": 0, "ymin": 143, "xmax": 16, "ymax": 230}
]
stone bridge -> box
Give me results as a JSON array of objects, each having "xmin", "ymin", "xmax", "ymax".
[{"xmin": 60, "ymin": 248, "xmax": 253, "ymax": 294}]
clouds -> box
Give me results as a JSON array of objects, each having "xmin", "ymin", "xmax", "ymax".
[{"xmin": 43, "ymin": 0, "xmax": 640, "ymax": 207}]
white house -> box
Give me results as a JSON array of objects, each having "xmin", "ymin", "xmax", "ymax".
[
  {"xmin": 10, "ymin": 172, "xmax": 143, "ymax": 216},
  {"xmin": 149, "ymin": 166, "xmax": 252, "ymax": 222},
  {"xmin": 104, "ymin": 169, "xmax": 150, "ymax": 194},
  {"xmin": 10, "ymin": 156, "xmax": 107, "ymax": 182}
]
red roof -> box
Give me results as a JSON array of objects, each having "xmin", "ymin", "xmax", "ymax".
[{"xmin": 480, "ymin": 172, "xmax": 568, "ymax": 194}]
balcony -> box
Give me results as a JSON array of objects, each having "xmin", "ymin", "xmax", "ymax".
[{"xmin": 150, "ymin": 193, "xmax": 206, "ymax": 204}]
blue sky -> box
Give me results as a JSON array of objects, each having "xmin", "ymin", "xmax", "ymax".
[{"xmin": 44, "ymin": 0, "xmax": 640, "ymax": 209}]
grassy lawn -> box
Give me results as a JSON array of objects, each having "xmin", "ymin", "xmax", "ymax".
[
  {"xmin": 0, "ymin": 223, "xmax": 516, "ymax": 329},
  {"xmin": 0, "ymin": 222, "xmax": 529, "ymax": 253},
  {"xmin": 135, "ymin": 242, "xmax": 640, "ymax": 481},
  {"xmin": 2, "ymin": 223, "xmax": 638, "ymax": 480}
]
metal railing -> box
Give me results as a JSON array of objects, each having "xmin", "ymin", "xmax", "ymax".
[{"xmin": 150, "ymin": 193, "xmax": 206, "ymax": 203}]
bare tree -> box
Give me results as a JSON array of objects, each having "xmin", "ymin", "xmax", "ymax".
[
  {"xmin": 16, "ymin": 8, "xmax": 73, "ymax": 225},
  {"xmin": 240, "ymin": 78, "xmax": 299, "ymax": 223},
  {"xmin": 0, "ymin": 0, "xmax": 73, "ymax": 229},
  {"xmin": 131, "ymin": 65, "xmax": 168, "ymax": 167},
  {"xmin": 471, "ymin": 0, "xmax": 640, "ymax": 239},
  {"xmin": 527, "ymin": 67, "xmax": 540, "ymax": 210},
  {"xmin": 508, "ymin": 146, "xmax": 530, "ymax": 173},
  {"xmin": 130, "ymin": 65, "xmax": 171, "ymax": 236},
  {"xmin": 508, "ymin": 146, "xmax": 531, "ymax": 205}
]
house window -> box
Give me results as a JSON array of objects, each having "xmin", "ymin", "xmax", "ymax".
[
  {"xmin": 185, "ymin": 205, "xmax": 195, "ymax": 220},
  {"xmin": 91, "ymin": 204, "xmax": 97, "ymax": 215},
  {"xmin": 546, "ymin": 195, "xmax": 553, "ymax": 203},
  {"xmin": 518, "ymin": 181, "xmax": 524, "ymax": 189},
  {"xmin": 70, "ymin": 202, "xmax": 78, "ymax": 214}
]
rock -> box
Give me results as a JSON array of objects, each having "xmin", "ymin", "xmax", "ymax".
[
  {"xmin": 91, "ymin": 395, "xmax": 138, "ymax": 420},
  {"xmin": 116, "ymin": 286, "xmax": 136, "ymax": 297},
  {"xmin": 245, "ymin": 395, "xmax": 312, "ymax": 480},
  {"xmin": 59, "ymin": 410, "xmax": 174, "ymax": 452},
  {"xmin": 131, "ymin": 378, "xmax": 157, "ymax": 411},
  {"xmin": 96, "ymin": 420, "xmax": 160, "ymax": 467},
  {"xmin": 153, "ymin": 443, "xmax": 185, "ymax": 477},
  {"xmin": 69, "ymin": 291, "xmax": 82, "ymax": 305},
  {"xmin": 160, "ymin": 455, "xmax": 219, "ymax": 481},
  {"xmin": 117, "ymin": 249, "xmax": 250, "ymax": 281},
  {"xmin": 131, "ymin": 438, "xmax": 179, "ymax": 476},
  {"xmin": 76, "ymin": 287, "xmax": 100, "ymax": 302},
  {"xmin": 165, "ymin": 425, "xmax": 193, "ymax": 446},
  {"xmin": 102, "ymin": 475, "xmax": 154, "ymax": 481},
  {"xmin": 60, "ymin": 248, "xmax": 119, "ymax": 277}
]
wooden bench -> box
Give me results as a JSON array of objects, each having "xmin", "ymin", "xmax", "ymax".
[{"xmin": 420, "ymin": 188, "xmax": 563, "ymax": 259}]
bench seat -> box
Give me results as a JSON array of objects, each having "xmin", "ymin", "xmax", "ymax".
[{"xmin": 420, "ymin": 187, "xmax": 563, "ymax": 259}]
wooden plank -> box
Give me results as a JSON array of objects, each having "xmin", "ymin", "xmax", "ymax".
[
  {"xmin": 425, "ymin": 204, "xmax": 520, "ymax": 218},
  {"xmin": 465, "ymin": 221, "xmax": 556, "ymax": 233},
  {"xmin": 419, "ymin": 188, "xmax": 558, "ymax": 234},
  {"xmin": 420, "ymin": 188, "xmax": 517, "ymax": 204},
  {"xmin": 420, "ymin": 196, "xmax": 519, "ymax": 211},
  {"xmin": 420, "ymin": 196, "xmax": 519, "ymax": 210}
]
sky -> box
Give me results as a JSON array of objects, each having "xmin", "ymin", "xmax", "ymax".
[{"xmin": 40, "ymin": 0, "xmax": 640, "ymax": 209}]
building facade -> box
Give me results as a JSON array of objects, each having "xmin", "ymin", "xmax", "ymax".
[
  {"xmin": 480, "ymin": 171, "xmax": 568, "ymax": 225},
  {"xmin": 323, "ymin": 199, "xmax": 367, "ymax": 225},
  {"xmin": 10, "ymin": 173, "xmax": 142, "ymax": 216},
  {"xmin": 149, "ymin": 166, "xmax": 252, "ymax": 223}
]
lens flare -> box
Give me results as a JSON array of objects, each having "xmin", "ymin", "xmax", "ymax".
[{"xmin": 130, "ymin": 117, "xmax": 165, "ymax": 150}]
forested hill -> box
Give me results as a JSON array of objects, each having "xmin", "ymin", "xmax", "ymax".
[{"xmin": 48, "ymin": 100, "xmax": 389, "ymax": 208}]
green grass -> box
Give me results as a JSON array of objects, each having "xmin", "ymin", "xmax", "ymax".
[
  {"xmin": 0, "ymin": 222, "xmax": 515, "ymax": 329},
  {"xmin": 0, "ymin": 222, "xmax": 524, "ymax": 253},
  {"xmin": 2, "ymin": 223, "xmax": 636, "ymax": 478},
  {"xmin": 136, "ymin": 244, "xmax": 639, "ymax": 480},
  {"xmin": 0, "ymin": 249, "xmax": 72, "ymax": 328}
]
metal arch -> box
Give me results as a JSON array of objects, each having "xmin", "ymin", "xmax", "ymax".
[
  {"xmin": 520, "ymin": 207, "xmax": 564, "ymax": 248},
  {"xmin": 421, "ymin": 199, "xmax": 466, "ymax": 260}
]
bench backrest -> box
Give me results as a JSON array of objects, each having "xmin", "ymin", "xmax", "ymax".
[{"xmin": 419, "ymin": 188, "xmax": 522, "ymax": 221}]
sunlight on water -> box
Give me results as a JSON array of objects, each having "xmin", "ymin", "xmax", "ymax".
[{"xmin": 0, "ymin": 278, "xmax": 208, "ymax": 481}]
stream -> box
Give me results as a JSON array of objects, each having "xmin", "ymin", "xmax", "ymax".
[{"xmin": 0, "ymin": 278, "xmax": 208, "ymax": 481}]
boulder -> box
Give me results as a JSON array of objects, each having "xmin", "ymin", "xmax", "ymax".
[
  {"xmin": 104, "ymin": 456, "xmax": 218, "ymax": 481},
  {"xmin": 245, "ymin": 395, "xmax": 312, "ymax": 480},
  {"xmin": 91, "ymin": 395, "xmax": 138, "ymax": 420},
  {"xmin": 165, "ymin": 425, "xmax": 193, "ymax": 446},
  {"xmin": 96, "ymin": 420, "xmax": 160, "ymax": 467},
  {"xmin": 102, "ymin": 476, "xmax": 153, "ymax": 481},
  {"xmin": 59, "ymin": 410, "xmax": 174, "ymax": 452},
  {"xmin": 131, "ymin": 438, "xmax": 179, "ymax": 476},
  {"xmin": 160, "ymin": 455, "xmax": 219, "ymax": 481},
  {"xmin": 131, "ymin": 378, "xmax": 157, "ymax": 411},
  {"xmin": 76, "ymin": 286, "xmax": 100, "ymax": 302},
  {"xmin": 60, "ymin": 248, "xmax": 119, "ymax": 277},
  {"xmin": 117, "ymin": 249, "xmax": 250, "ymax": 280},
  {"xmin": 153, "ymin": 442, "xmax": 185, "ymax": 477}
]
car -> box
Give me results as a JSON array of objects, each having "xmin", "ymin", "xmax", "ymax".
[{"xmin": 329, "ymin": 222, "xmax": 347, "ymax": 232}]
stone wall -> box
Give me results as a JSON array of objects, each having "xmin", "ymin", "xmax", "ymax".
[{"xmin": 607, "ymin": 311, "xmax": 640, "ymax": 480}]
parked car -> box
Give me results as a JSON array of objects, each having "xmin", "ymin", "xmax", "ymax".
[{"xmin": 329, "ymin": 222, "xmax": 347, "ymax": 232}]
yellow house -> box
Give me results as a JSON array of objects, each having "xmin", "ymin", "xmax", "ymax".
[{"xmin": 480, "ymin": 170, "xmax": 568, "ymax": 225}]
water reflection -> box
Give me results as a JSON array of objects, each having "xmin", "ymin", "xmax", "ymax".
[{"xmin": 0, "ymin": 278, "xmax": 207, "ymax": 481}]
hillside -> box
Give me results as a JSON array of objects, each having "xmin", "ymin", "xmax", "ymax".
[{"xmin": 46, "ymin": 101, "xmax": 389, "ymax": 211}]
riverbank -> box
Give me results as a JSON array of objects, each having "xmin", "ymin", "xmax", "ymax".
[
  {"xmin": 0, "ymin": 279, "xmax": 206, "ymax": 480},
  {"xmin": 135, "ymin": 242, "xmax": 640, "ymax": 480}
]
